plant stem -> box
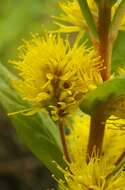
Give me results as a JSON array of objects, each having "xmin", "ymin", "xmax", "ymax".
[
  {"xmin": 98, "ymin": 0, "xmax": 112, "ymax": 80},
  {"xmin": 58, "ymin": 119, "xmax": 71, "ymax": 163},
  {"xmin": 87, "ymin": 1, "xmax": 112, "ymax": 162},
  {"xmin": 106, "ymin": 151, "xmax": 125, "ymax": 184},
  {"xmin": 115, "ymin": 150, "xmax": 125, "ymax": 166},
  {"xmin": 86, "ymin": 105, "xmax": 108, "ymax": 162}
]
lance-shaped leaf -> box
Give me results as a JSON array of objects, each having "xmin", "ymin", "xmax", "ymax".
[
  {"xmin": 112, "ymin": 31, "xmax": 125, "ymax": 72},
  {"xmin": 79, "ymin": 77, "xmax": 125, "ymax": 115},
  {"xmin": 77, "ymin": 0, "xmax": 98, "ymax": 39},
  {"xmin": 110, "ymin": 0, "xmax": 125, "ymax": 41},
  {"xmin": 12, "ymin": 115, "xmax": 66, "ymax": 179},
  {"xmin": 0, "ymin": 62, "xmax": 66, "ymax": 178},
  {"xmin": 0, "ymin": 62, "xmax": 61, "ymax": 147}
]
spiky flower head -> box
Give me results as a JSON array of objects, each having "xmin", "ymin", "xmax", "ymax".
[
  {"xmin": 11, "ymin": 34, "xmax": 102, "ymax": 120},
  {"xmin": 53, "ymin": 0, "xmax": 125, "ymax": 33},
  {"xmin": 58, "ymin": 157, "xmax": 125, "ymax": 190},
  {"xmin": 58, "ymin": 113, "xmax": 125, "ymax": 189},
  {"xmin": 53, "ymin": 0, "xmax": 97, "ymax": 33}
]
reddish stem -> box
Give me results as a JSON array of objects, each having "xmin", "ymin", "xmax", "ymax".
[
  {"xmin": 86, "ymin": 105, "xmax": 108, "ymax": 162},
  {"xmin": 58, "ymin": 119, "xmax": 71, "ymax": 163},
  {"xmin": 98, "ymin": 2, "xmax": 112, "ymax": 81},
  {"xmin": 87, "ymin": 1, "xmax": 112, "ymax": 162}
]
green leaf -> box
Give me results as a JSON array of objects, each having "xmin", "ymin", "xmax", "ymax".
[
  {"xmin": 0, "ymin": 62, "xmax": 66, "ymax": 178},
  {"xmin": 77, "ymin": 0, "xmax": 98, "ymax": 39},
  {"xmin": 12, "ymin": 115, "xmax": 66, "ymax": 179},
  {"xmin": 110, "ymin": 0, "xmax": 125, "ymax": 42},
  {"xmin": 79, "ymin": 77, "xmax": 125, "ymax": 115},
  {"xmin": 112, "ymin": 31, "xmax": 125, "ymax": 72},
  {"xmin": 95, "ymin": 0, "xmax": 117, "ymax": 6},
  {"xmin": 0, "ymin": 62, "xmax": 61, "ymax": 147}
]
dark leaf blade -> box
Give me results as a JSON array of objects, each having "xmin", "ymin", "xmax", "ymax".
[
  {"xmin": 112, "ymin": 31, "xmax": 125, "ymax": 72},
  {"xmin": 0, "ymin": 62, "xmax": 66, "ymax": 178},
  {"xmin": 0, "ymin": 62, "xmax": 61, "ymax": 147},
  {"xmin": 80, "ymin": 77, "xmax": 125, "ymax": 115},
  {"xmin": 12, "ymin": 116, "xmax": 66, "ymax": 179}
]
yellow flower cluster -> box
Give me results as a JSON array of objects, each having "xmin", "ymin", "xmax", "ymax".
[
  {"xmin": 58, "ymin": 113, "xmax": 125, "ymax": 190},
  {"xmin": 11, "ymin": 34, "xmax": 102, "ymax": 120},
  {"xmin": 53, "ymin": 0, "xmax": 97, "ymax": 33},
  {"xmin": 53, "ymin": 0, "xmax": 125, "ymax": 33}
]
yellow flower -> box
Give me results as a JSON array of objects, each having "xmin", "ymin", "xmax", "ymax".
[
  {"xmin": 59, "ymin": 159, "xmax": 125, "ymax": 189},
  {"xmin": 66, "ymin": 113, "xmax": 90, "ymax": 162},
  {"xmin": 67, "ymin": 113, "xmax": 125, "ymax": 164},
  {"xmin": 53, "ymin": 0, "xmax": 97, "ymax": 33},
  {"xmin": 53, "ymin": 0, "xmax": 125, "ymax": 33},
  {"xmin": 58, "ymin": 113, "xmax": 125, "ymax": 189},
  {"xmin": 10, "ymin": 33, "xmax": 102, "ymax": 120},
  {"xmin": 58, "ymin": 157, "xmax": 125, "ymax": 190}
]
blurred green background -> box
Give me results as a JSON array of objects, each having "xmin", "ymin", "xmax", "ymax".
[
  {"xmin": 0, "ymin": 0, "xmax": 60, "ymax": 189},
  {"xmin": 0, "ymin": 0, "xmax": 59, "ymax": 64}
]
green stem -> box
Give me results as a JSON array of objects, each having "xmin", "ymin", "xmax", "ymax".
[
  {"xmin": 115, "ymin": 150, "xmax": 125, "ymax": 165},
  {"xmin": 105, "ymin": 151, "xmax": 125, "ymax": 186}
]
